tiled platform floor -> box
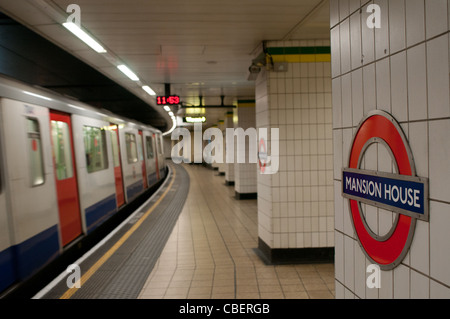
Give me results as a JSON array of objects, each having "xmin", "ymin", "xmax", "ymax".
[{"xmin": 138, "ymin": 164, "xmax": 335, "ymax": 299}]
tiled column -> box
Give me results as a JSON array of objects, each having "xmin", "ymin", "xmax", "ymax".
[
  {"xmin": 255, "ymin": 40, "xmax": 334, "ymax": 264},
  {"xmin": 332, "ymin": 0, "xmax": 450, "ymax": 299},
  {"xmin": 217, "ymin": 119, "xmax": 225, "ymax": 175},
  {"xmin": 210, "ymin": 124, "xmax": 219, "ymax": 170},
  {"xmin": 224, "ymin": 111, "xmax": 235, "ymax": 185},
  {"xmin": 234, "ymin": 100, "xmax": 257, "ymax": 199}
]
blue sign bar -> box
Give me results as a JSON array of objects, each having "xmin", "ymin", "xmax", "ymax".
[{"xmin": 342, "ymin": 169, "xmax": 429, "ymax": 221}]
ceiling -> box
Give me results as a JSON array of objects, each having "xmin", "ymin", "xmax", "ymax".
[
  {"xmin": 0, "ymin": 12, "xmax": 168, "ymax": 130},
  {"xmin": 0, "ymin": 0, "xmax": 330, "ymax": 131}
]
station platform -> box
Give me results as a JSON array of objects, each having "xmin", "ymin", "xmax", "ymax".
[{"xmin": 35, "ymin": 162, "xmax": 334, "ymax": 299}]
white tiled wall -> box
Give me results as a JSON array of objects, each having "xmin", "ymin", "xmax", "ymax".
[
  {"xmin": 331, "ymin": 0, "xmax": 450, "ymax": 299},
  {"xmin": 224, "ymin": 112, "xmax": 235, "ymax": 183},
  {"xmin": 234, "ymin": 104, "xmax": 257, "ymax": 194},
  {"xmin": 255, "ymin": 40, "xmax": 334, "ymax": 250},
  {"xmin": 217, "ymin": 120, "xmax": 225, "ymax": 173}
]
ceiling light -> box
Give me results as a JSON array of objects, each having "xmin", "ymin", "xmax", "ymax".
[
  {"xmin": 163, "ymin": 105, "xmax": 171, "ymax": 112},
  {"xmin": 118, "ymin": 64, "xmax": 139, "ymax": 81},
  {"xmin": 142, "ymin": 85, "xmax": 156, "ymax": 96},
  {"xmin": 169, "ymin": 111, "xmax": 174, "ymax": 117},
  {"xmin": 185, "ymin": 116, "xmax": 206, "ymax": 123},
  {"xmin": 62, "ymin": 22, "xmax": 106, "ymax": 53},
  {"xmin": 185, "ymin": 107, "xmax": 206, "ymax": 115}
]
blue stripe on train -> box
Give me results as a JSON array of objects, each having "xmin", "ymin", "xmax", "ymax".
[
  {"xmin": 0, "ymin": 225, "xmax": 59, "ymax": 292},
  {"xmin": 126, "ymin": 179, "xmax": 143, "ymax": 202},
  {"xmin": 0, "ymin": 246, "xmax": 15, "ymax": 292},
  {"xmin": 15, "ymin": 225, "xmax": 59, "ymax": 281},
  {"xmin": 85, "ymin": 194, "xmax": 118, "ymax": 233}
]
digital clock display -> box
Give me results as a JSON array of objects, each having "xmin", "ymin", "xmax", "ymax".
[{"xmin": 156, "ymin": 96, "xmax": 180, "ymax": 105}]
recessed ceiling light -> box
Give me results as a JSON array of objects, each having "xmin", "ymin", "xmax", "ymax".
[
  {"xmin": 185, "ymin": 116, "xmax": 206, "ymax": 123},
  {"xmin": 117, "ymin": 64, "xmax": 139, "ymax": 81},
  {"xmin": 63, "ymin": 22, "xmax": 106, "ymax": 53},
  {"xmin": 142, "ymin": 85, "xmax": 156, "ymax": 96}
]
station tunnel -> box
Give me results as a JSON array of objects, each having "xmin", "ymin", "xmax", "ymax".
[{"xmin": 0, "ymin": 0, "xmax": 449, "ymax": 307}]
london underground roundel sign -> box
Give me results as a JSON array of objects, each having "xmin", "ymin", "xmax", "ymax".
[{"xmin": 342, "ymin": 111, "xmax": 429, "ymax": 270}]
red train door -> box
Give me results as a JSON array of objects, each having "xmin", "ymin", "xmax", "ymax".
[
  {"xmin": 153, "ymin": 133, "xmax": 160, "ymax": 180},
  {"xmin": 49, "ymin": 111, "xmax": 82, "ymax": 246},
  {"xmin": 138, "ymin": 130, "xmax": 148, "ymax": 189},
  {"xmin": 110, "ymin": 124, "xmax": 125, "ymax": 207}
]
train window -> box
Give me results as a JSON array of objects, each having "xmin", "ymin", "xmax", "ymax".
[
  {"xmin": 83, "ymin": 126, "xmax": 108, "ymax": 173},
  {"xmin": 51, "ymin": 121, "xmax": 74, "ymax": 180},
  {"xmin": 125, "ymin": 133, "xmax": 138, "ymax": 163},
  {"xmin": 110, "ymin": 130, "xmax": 120, "ymax": 167},
  {"xmin": 146, "ymin": 136, "xmax": 154, "ymax": 159},
  {"xmin": 26, "ymin": 118, "xmax": 45, "ymax": 186},
  {"xmin": 136, "ymin": 133, "xmax": 144, "ymax": 162}
]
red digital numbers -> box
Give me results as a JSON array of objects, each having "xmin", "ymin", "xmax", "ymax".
[{"xmin": 157, "ymin": 96, "xmax": 180, "ymax": 105}]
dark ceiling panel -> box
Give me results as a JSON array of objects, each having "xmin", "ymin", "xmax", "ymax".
[{"xmin": 0, "ymin": 12, "xmax": 166, "ymax": 131}]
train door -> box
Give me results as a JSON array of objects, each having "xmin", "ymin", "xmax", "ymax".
[
  {"xmin": 49, "ymin": 111, "xmax": 82, "ymax": 246},
  {"xmin": 110, "ymin": 124, "xmax": 125, "ymax": 207},
  {"xmin": 144, "ymin": 134, "xmax": 156, "ymax": 185},
  {"xmin": 156, "ymin": 133, "xmax": 164, "ymax": 179},
  {"xmin": 138, "ymin": 130, "xmax": 148, "ymax": 189},
  {"xmin": 152, "ymin": 133, "xmax": 160, "ymax": 180},
  {"xmin": 0, "ymin": 127, "xmax": 15, "ymax": 291}
]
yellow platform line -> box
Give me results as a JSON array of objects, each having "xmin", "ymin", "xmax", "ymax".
[{"xmin": 60, "ymin": 166, "xmax": 176, "ymax": 299}]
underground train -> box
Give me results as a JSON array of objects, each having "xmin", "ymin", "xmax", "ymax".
[{"xmin": 0, "ymin": 74, "xmax": 166, "ymax": 294}]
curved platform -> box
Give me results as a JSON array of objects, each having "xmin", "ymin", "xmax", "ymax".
[{"xmin": 35, "ymin": 162, "xmax": 334, "ymax": 299}]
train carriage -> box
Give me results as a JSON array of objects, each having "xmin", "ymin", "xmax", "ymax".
[
  {"xmin": 0, "ymin": 100, "xmax": 15, "ymax": 292},
  {"xmin": 119, "ymin": 123, "xmax": 145, "ymax": 203},
  {"xmin": 142, "ymin": 129, "xmax": 159, "ymax": 187},
  {"xmin": 0, "ymin": 98, "xmax": 60, "ymax": 291},
  {"xmin": 71, "ymin": 114, "xmax": 117, "ymax": 235},
  {"xmin": 155, "ymin": 132, "xmax": 166, "ymax": 180},
  {"xmin": 0, "ymin": 75, "xmax": 166, "ymax": 294}
]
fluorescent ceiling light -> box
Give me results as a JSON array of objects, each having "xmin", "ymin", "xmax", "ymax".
[
  {"xmin": 163, "ymin": 105, "xmax": 171, "ymax": 112},
  {"xmin": 62, "ymin": 22, "xmax": 106, "ymax": 53},
  {"xmin": 118, "ymin": 64, "xmax": 139, "ymax": 81},
  {"xmin": 185, "ymin": 107, "xmax": 206, "ymax": 115},
  {"xmin": 142, "ymin": 85, "xmax": 156, "ymax": 96},
  {"xmin": 169, "ymin": 111, "xmax": 174, "ymax": 117},
  {"xmin": 186, "ymin": 116, "xmax": 206, "ymax": 123}
]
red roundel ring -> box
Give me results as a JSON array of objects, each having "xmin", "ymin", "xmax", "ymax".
[{"xmin": 348, "ymin": 111, "xmax": 416, "ymax": 270}]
